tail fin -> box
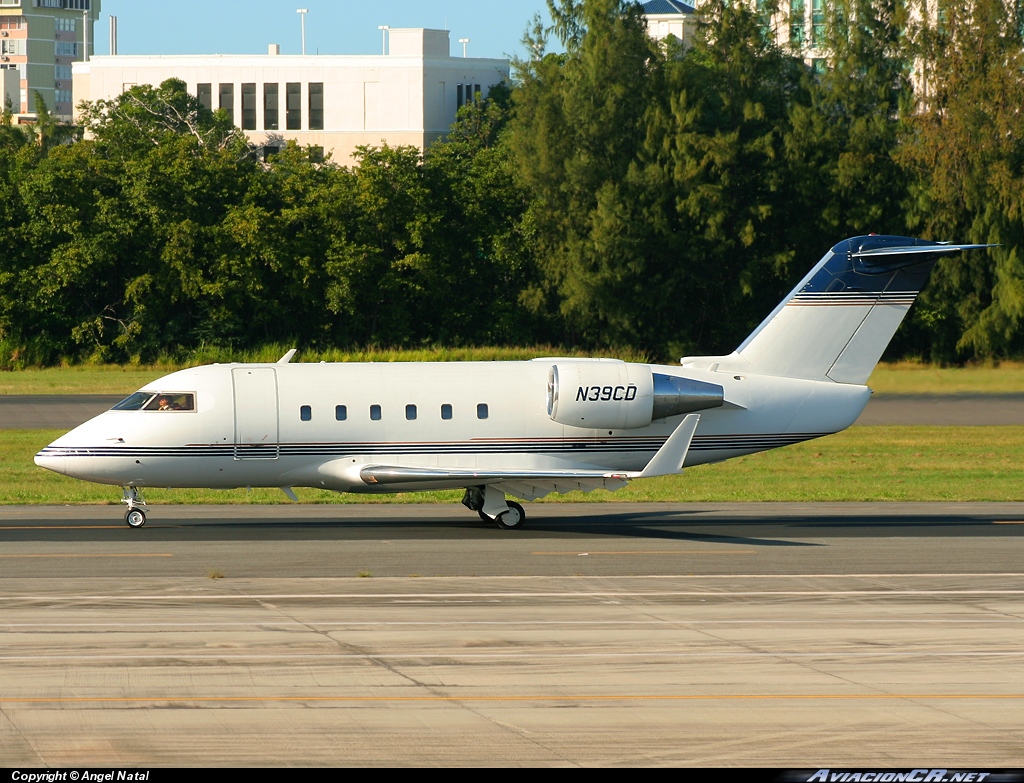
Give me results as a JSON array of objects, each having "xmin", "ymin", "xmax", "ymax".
[{"xmin": 727, "ymin": 235, "xmax": 990, "ymax": 384}]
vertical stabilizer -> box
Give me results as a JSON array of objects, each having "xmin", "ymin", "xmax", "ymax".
[{"xmin": 733, "ymin": 236, "xmax": 989, "ymax": 384}]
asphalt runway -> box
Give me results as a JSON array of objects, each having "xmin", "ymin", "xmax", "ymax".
[
  {"xmin": 2, "ymin": 393, "xmax": 1023, "ymax": 429},
  {"xmin": 0, "ymin": 394, "xmax": 122, "ymax": 429},
  {"xmin": 1, "ymin": 502, "xmax": 1023, "ymax": 766}
]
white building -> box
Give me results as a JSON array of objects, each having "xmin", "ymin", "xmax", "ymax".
[
  {"xmin": 72, "ymin": 28, "xmax": 509, "ymax": 164},
  {"xmin": 642, "ymin": 0, "xmax": 697, "ymax": 46}
]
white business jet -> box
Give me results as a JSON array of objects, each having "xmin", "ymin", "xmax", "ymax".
[{"xmin": 36, "ymin": 235, "xmax": 987, "ymax": 529}]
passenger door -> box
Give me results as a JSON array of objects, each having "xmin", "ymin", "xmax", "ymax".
[{"xmin": 232, "ymin": 367, "xmax": 279, "ymax": 460}]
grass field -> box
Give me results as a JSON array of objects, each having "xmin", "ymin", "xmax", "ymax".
[
  {"xmin": 8, "ymin": 426, "xmax": 1024, "ymax": 505},
  {"xmin": 2, "ymin": 357, "xmax": 1023, "ymax": 395},
  {"xmin": 867, "ymin": 361, "xmax": 1024, "ymax": 394}
]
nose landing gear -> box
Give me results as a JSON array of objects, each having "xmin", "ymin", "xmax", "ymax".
[
  {"xmin": 461, "ymin": 485, "xmax": 526, "ymax": 530},
  {"xmin": 122, "ymin": 487, "xmax": 147, "ymax": 528}
]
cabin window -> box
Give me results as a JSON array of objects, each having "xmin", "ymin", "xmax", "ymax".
[
  {"xmin": 335, "ymin": 405, "xmax": 347, "ymax": 421},
  {"xmin": 141, "ymin": 393, "xmax": 195, "ymax": 412},
  {"xmin": 406, "ymin": 404, "xmax": 417, "ymax": 421},
  {"xmin": 370, "ymin": 404, "xmax": 382, "ymax": 421},
  {"xmin": 300, "ymin": 405, "xmax": 312, "ymax": 421},
  {"xmin": 441, "ymin": 403, "xmax": 452, "ymax": 420},
  {"xmin": 477, "ymin": 403, "xmax": 488, "ymax": 420}
]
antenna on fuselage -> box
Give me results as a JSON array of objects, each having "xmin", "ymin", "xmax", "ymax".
[{"xmin": 277, "ymin": 348, "xmax": 298, "ymax": 364}]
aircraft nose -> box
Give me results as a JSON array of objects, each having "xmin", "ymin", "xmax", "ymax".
[{"xmin": 34, "ymin": 449, "xmax": 67, "ymax": 475}]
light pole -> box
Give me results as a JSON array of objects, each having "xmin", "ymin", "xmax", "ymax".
[
  {"xmin": 297, "ymin": 9, "xmax": 308, "ymax": 55},
  {"xmin": 458, "ymin": 37, "xmax": 469, "ymax": 58},
  {"xmin": 378, "ymin": 25, "xmax": 389, "ymax": 55}
]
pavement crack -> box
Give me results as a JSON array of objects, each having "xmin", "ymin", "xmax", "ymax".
[
  {"xmin": 236, "ymin": 589, "xmax": 581, "ymax": 764},
  {"xmin": 0, "ymin": 704, "xmax": 47, "ymax": 766}
]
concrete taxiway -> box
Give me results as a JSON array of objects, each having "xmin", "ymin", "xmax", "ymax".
[{"xmin": 1, "ymin": 503, "xmax": 1023, "ymax": 766}]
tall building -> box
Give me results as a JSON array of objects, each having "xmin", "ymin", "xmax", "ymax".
[
  {"xmin": 642, "ymin": 0, "xmax": 829, "ymax": 68},
  {"xmin": 0, "ymin": 0, "xmax": 99, "ymax": 120},
  {"xmin": 761, "ymin": 0, "xmax": 830, "ymax": 69},
  {"xmin": 73, "ymin": 28, "xmax": 509, "ymax": 165}
]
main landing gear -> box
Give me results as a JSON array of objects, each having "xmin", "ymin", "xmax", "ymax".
[
  {"xmin": 461, "ymin": 485, "xmax": 526, "ymax": 530},
  {"xmin": 122, "ymin": 486, "xmax": 147, "ymax": 528}
]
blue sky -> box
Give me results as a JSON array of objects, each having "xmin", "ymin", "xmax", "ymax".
[{"xmin": 97, "ymin": 1, "xmax": 556, "ymax": 60}]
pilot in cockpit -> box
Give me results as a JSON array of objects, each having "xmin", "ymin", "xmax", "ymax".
[{"xmin": 157, "ymin": 396, "xmax": 182, "ymax": 411}]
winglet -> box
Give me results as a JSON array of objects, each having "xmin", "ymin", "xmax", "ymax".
[
  {"xmin": 607, "ymin": 413, "xmax": 700, "ymax": 480},
  {"xmin": 277, "ymin": 348, "xmax": 298, "ymax": 364}
]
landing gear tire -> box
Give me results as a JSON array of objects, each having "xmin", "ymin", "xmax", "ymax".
[
  {"xmin": 496, "ymin": 501, "xmax": 526, "ymax": 530},
  {"xmin": 478, "ymin": 510, "xmax": 491, "ymax": 524},
  {"xmin": 125, "ymin": 508, "xmax": 147, "ymax": 528}
]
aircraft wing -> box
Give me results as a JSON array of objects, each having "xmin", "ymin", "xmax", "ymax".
[
  {"xmin": 361, "ymin": 467, "xmax": 630, "ymax": 500},
  {"xmin": 357, "ymin": 414, "xmax": 701, "ymax": 500}
]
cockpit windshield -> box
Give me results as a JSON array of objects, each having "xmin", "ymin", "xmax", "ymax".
[
  {"xmin": 110, "ymin": 392, "xmax": 195, "ymax": 411},
  {"xmin": 111, "ymin": 392, "xmax": 155, "ymax": 411}
]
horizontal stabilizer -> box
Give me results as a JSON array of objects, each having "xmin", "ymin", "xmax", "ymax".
[{"xmin": 852, "ymin": 243, "xmax": 994, "ymax": 259}]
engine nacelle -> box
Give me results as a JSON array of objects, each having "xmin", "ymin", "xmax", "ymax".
[
  {"xmin": 547, "ymin": 362, "xmax": 655, "ymax": 429},
  {"xmin": 546, "ymin": 363, "xmax": 725, "ymax": 430}
]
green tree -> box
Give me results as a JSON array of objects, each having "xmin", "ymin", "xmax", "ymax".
[
  {"xmin": 784, "ymin": 0, "xmax": 912, "ymax": 240},
  {"xmin": 508, "ymin": 0, "xmax": 660, "ymax": 348},
  {"xmin": 423, "ymin": 85, "xmax": 541, "ymax": 345},
  {"xmin": 0, "ymin": 96, "xmax": 29, "ymax": 151},
  {"xmin": 633, "ymin": 0, "xmax": 805, "ymax": 355},
  {"xmin": 25, "ymin": 91, "xmax": 79, "ymax": 151},
  {"xmin": 79, "ymin": 78, "xmax": 244, "ymax": 159},
  {"xmin": 897, "ymin": 0, "xmax": 1024, "ymax": 360},
  {"xmin": 13, "ymin": 79, "xmax": 262, "ymax": 361}
]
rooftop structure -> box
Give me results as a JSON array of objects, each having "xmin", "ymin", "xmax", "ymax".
[{"xmin": 642, "ymin": 0, "xmax": 697, "ymax": 46}]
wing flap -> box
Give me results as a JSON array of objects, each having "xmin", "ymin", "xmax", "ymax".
[
  {"xmin": 359, "ymin": 465, "xmax": 612, "ymax": 486},
  {"xmin": 492, "ymin": 477, "xmax": 629, "ymax": 501}
]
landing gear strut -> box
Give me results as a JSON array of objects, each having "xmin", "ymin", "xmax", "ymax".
[
  {"xmin": 461, "ymin": 485, "xmax": 526, "ymax": 530},
  {"xmin": 122, "ymin": 486, "xmax": 147, "ymax": 528}
]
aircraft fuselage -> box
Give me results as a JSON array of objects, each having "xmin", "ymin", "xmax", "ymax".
[{"xmin": 36, "ymin": 359, "xmax": 869, "ymax": 494}]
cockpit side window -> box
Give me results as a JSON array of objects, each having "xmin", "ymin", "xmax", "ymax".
[
  {"xmin": 111, "ymin": 392, "xmax": 156, "ymax": 411},
  {"xmin": 142, "ymin": 392, "xmax": 196, "ymax": 412}
]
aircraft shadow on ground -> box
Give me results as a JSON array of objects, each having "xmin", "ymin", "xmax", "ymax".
[{"xmin": 2, "ymin": 507, "xmax": 1017, "ymax": 545}]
